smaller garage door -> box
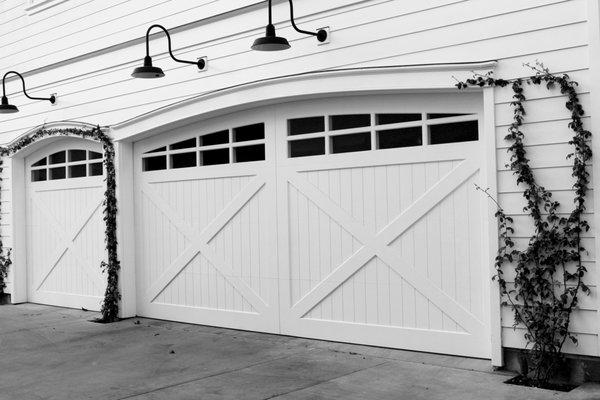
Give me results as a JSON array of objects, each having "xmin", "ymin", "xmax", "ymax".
[{"xmin": 26, "ymin": 139, "xmax": 107, "ymax": 311}]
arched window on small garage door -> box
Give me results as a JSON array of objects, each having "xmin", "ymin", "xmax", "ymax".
[{"xmin": 30, "ymin": 149, "xmax": 104, "ymax": 182}]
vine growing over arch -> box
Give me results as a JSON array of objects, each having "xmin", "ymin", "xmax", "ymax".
[
  {"xmin": 456, "ymin": 62, "xmax": 592, "ymax": 386},
  {"xmin": 0, "ymin": 126, "xmax": 120, "ymax": 322}
]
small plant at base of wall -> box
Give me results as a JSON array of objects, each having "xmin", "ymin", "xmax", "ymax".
[
  {"xmin": 0, "ymin": 126, "xmax": 121, "ymax": 322},
  {"xmin": 456, "ymin": 62, "xmax": 592, "ymax": 388}
]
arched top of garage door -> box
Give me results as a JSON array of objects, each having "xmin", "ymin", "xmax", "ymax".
[
  {"xmin": 7, "ymin": 122, "xmax": 104, "ymax": 159},
  {"xmin": 29, "ymin": 148, "xmax": 103, "ymax": 183},
  {"xmin": 24, "ymin": 137, "xmax": 102, "ymax": 166},
  {"xmin": 135, "ymin": 94, "xmax": 482, "ymax": 175},
  {"xmin": 25, "ymin": 138, "xmax": 104, "ymax": 187},
  {"xmin": 111, "ymin": 62, "xmax": 496, "ymax": 143}
]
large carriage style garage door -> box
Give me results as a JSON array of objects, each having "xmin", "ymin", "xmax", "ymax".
[
  {"xmin": 134, "ymin": 94, "xmax": 491, "ymax": 358},
  {"xmin": 26, "ymin": 138, "xmax": 107, "ymax": 311}
]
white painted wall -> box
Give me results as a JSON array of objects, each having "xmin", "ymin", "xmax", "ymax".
[{"xmin": 0, "ymin": 0, "xmax": 598, "ymax": 358}]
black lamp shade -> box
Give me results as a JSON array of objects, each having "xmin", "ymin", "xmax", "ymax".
[
  {"xmin": 251, "ymin": 24, "xmax": 291, "ymax": 51},
  {"xmin": 132, "ymin": 65, "xmax": 165, "ymax": 79},
  {"xmin": 0, "ymin": 96, "xmax": 18, "ymax": 114},
  {"xmin": 132, "ymin": 56, "xmax": 165, "ymax": 79},
  {"xmin": 0, "ymin": 103, "xmax": 18, "ymax": 114},
  {"xmin": 251, "ymin": 35, "xmax": 291, "ymax": 51}
]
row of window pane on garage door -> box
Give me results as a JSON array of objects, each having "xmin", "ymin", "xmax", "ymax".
[
  {"xmin": 141, "ymin": 113, "xmax": 479, "ymax": 172},
  {"xmin": 31, "ymin": 150, "xmax": 104, "ymax": 182}
]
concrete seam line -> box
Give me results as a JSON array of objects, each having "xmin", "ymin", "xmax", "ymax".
[
  {"xmin": 115, "ymin": 351, "xmax": 310, "ymax": 400},
  {"xmin": 262, "ymin": 361, "xmax": 391, "ymax": 400}
]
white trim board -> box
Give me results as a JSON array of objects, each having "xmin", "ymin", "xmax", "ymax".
[
  {"xmin": 586, "ymin": 0, "xmax": 600, "ymax": 357},
  {"xmin": 111, "ymin": 62, "xmax": 497, "ymax": 142}
]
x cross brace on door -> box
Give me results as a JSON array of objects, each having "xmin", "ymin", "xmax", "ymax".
[
  {"xmin": 142, "ymin": 176, "xmax": 270, "ymax": 316},
  {"xmin": 31, "ymin": 194, "xmax": 105, "ymax": 292},
  {"xmin": 285, "ymin": 157, "xmax": 485, "ymax": 335}
]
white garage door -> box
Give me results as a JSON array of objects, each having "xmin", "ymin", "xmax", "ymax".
[
  {"xmin": 134, "ymin": 94, "xmax": 491, "ymax": 358},
  {"xmin": 26, "ymin": 139, "xmax": 106, "ymax": 311},
  {"xmin": 135, "ymin": 109, "xmax": 279, "ymax": 332}
]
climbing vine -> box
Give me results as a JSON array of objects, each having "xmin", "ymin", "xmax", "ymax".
[
  {"xmin": 0, "ymin": 159, "xmax": 11, "ymax": 300},
  {"xmin": 0, "ymin": 126, "xmax": 120, "ymax": 322},
  {"xmin": 457, "ymin": 63, "xmax": 592, "ymax": 386}
]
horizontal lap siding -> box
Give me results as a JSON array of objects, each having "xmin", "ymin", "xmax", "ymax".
[
  {"xmin": 0, "ymin": 0, "xmax": 265, "ymax": 68},
  {"xmin": 0, "ymin": 0, "xmax": 26, "ymax": 35},
  {"xmin": 0, "ymin": 0, "xmax": 597, "ymax": 357},
  {"xmin": 0, "ymin": 0, "xmax": 588, "ymax": 138}
]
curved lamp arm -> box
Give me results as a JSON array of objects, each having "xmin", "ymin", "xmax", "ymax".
[
  {"xmin": 287, "ymin": 0, "xmax": 327, "ymax": 42},
  {"xmin": 145, "ymin": 24, "xmax": 204, "ymax": 69},
  {"xmin": 2, "ymin": 71, "xmax": 55, "ymax": 103}
]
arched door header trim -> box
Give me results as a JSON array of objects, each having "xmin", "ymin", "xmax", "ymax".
[{"xmin": 111, "ymin": 62, "xmax": 497, "ymax": 142}]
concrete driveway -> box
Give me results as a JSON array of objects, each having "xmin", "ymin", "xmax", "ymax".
[{"xmin": 1, "ymin": 304, "xmax": 599, "ymax": 400}]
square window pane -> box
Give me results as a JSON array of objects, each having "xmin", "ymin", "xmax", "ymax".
[
  {"xmin": 170, "ymin": 152, "xmax": 197, "ymax": 169},
  {"xmin": 89, "ymin": 162, "xmax": 103, "ymax": 176},
  {"xmin": 233, "ymin": 123, "xmax": 265, "ymax": 142},
  {"xmin": 378, "ymin": 127, "xmax": 422, "ymax": 149},
  {"xmin": 89, "ymin": 151, "xmax": 103, "ymax": 160},
  {"xmin": 32, "ymin": 158, "xmax": 47, "ymax": 167},
  {"xmin": 142, "ymin": 156, "xmax": 167, "ymax": 172},
  {"xmin": 429, "ymin": 121, "xmax": 479, "ymax": 145},
  {"xmin": 330, "ymin": 114, "xmax": 371, "ymax": 130},
  {"xmin": 145, "ymin": 146, "xmax": 166, "ymax": 154},
  {"xmin": 49, "ymin": 151, "xmax": 66, "ymax": 164},
  {"xmin": 288, "ymin": 116, "xmax": 325, "ymax": 136},
  {"xmin": 68, "ymin": 149, "xmax": 87, "ymax": 162},
  {"xmin": 50, "ymin": 167, "xmax": 66, "ymax": 180},
  {"xmin": 201, "ymin": 149, "xmax": 229, "ymax": 166},
  {"xmin": 31, "ymin": 169, "xmax": 47, "ymax": 182},
  {"xmin": 376, "ymin": 114, "xmax": 421, "ymax": 125},
  {"xmin": 331, "ymin": 132, "xmax": 371, "ymax": 154},
  {"xmin": 289, "ymin": 138, "xmax": 325, "ymax": 158},
  {"xmin": 235, "ymin": 144, "xmax": 265, "ymax": 163},
  {"xmin": 201, "ymin": 130, "xmax": 229, "ymax": 146},
  {"xmin": 69, "ymin": 164, "xmax": 87, "ymax": 178},
  {"xmin": 170, "ymin": 138, "xmax": 197, "ymax": 150}
]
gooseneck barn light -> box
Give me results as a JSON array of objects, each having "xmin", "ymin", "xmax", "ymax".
[
  {"xmin": 252, "ymin": 0, "xmax": 328, "ymax": 51},
  {"xmin": 0, "ymin": 71, "xmax": 56, "ymax": 114},
  {"xmin": 132, "ymin": 24, "xmax": 207, "ymax": 79}
]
